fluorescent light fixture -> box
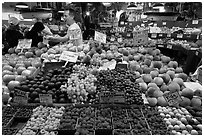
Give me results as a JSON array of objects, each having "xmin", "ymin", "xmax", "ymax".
[
  {"xmin": 58, "ymin": 10, "xmax": 64, "ymax": 13},
  {"xmin": 152, "ymin": 3, "xmax": 164, "ymax": 9},
  {"xmin": 127, "ymin": 4, "xmax": 137, "ymax": 10},
  {"xmin": 103, "ymin": 2, "xmax": 111, "ymax": 7},
  {"xmin": 16, "ymin": 2, "xmax": 29, "ymax": 9}
]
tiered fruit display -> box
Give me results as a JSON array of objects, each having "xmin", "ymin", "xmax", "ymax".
[
  {"xmin": 95, "ymin": 108, "xmax": 112, "ymax": 130},
  {"xmin": 112, "ymin": 108, "xmax": 130, "ymax": 129},
  {"xmin": 14, "ymin": 65, "xmax": 73, "ymax": 103},
  {"xmin": 2, "ymin": 55, "xmax": 42, "ymax": 96},
  {"xmin": 158, "ymin": 106, "xmax": 202, "ymax": 135},
  {"xmin": 142, "ymin": 107, "xmax": 170, "ymax": 135},
  {"xmin": 60, "ymin": 64, "xmax": 98, "ymax": 103},
  {"xmin": 96, "ymin": 68, "xmax": 142, "ymax": 105},
  {"xmin": 16, "ymin": 106, "xmax": 64, "ymax": 135},
  {"xmin": 40, "ymin": 42, "xmax": 90, "ymax": 62},
  {"xmin": 77, "ymin": 106, "xmax": 95, "ymax": 129}
]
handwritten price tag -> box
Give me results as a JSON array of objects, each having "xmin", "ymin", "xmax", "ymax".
[
  {"xmin": 158, "ymin": 45, "xmax": 164, "ymax": 48},
  {"xmin": 120, "ymin": 21, "xmax": 124, "ymax": 25},
  {"xmin": 151, "ymin": 33, "xmax": 157, "ymax": 38},
  {"xmin": 177, "ymin": 34, "xmax": 183, "ymax": 38},
  {"xmin": 127, "ymin": 33, "xmax": 131, "ymax": 37},
  {"xmin": 192, "ymin": 20, "xmax": 199, "ymax": 25},
  {"xmin": 162, "ymin": 22, "xmax": 167, "ymax": 25},
  {"xmin": 14, "ymin": 89, "xmax": 28, "ymax": 104},
  {"xmin": 159, "ymin": 33, "xmax": 163, "ymax": 37},
  {"xmin": 39, "ymin": 94, "xmax": 53, "ymax": 104},
  {"xmin": 117, "ymin": 38, "xmax": 123, "ymax": 43},
  {"xmin": 99, "ymin": 92, "xmax": 125, "ymax": 103},
  {"xmin": 94, "ymin": 31, "xmax": 106, "ymax": 43},
  {"xmin": 59, "ymin": 51, "xmax": 78, "ymax": 63},
  {"xmin": 167, "ymin": 33, "xmax": 171, "ymax": 38},
  {"xmin": 17, "ymin": 39, "xmax": 32, "ymax": 49},
  {"xmin": 163, "ymin": 91, "xmax": 182, "ymax": 106},
  {"xmin": 167, "ymin": 45, "xmax": 172, "ymax": 49},
  {"xmin": 195, "ymin": 51, "xmax": 199, "ymax": 56}
]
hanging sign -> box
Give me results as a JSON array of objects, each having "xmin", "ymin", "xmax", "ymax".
[
  {"xmin": 163, "ymin": 91, "xmax": 182, "ymax": 106},
  {"xmin": 59, "ymin": 51, "xmax": 78, "ymax": 63},
  {"xmin": 39, "ymin": 94, "xmax": 53, "ymax": 104},
  {"xmin": 94, "ymin": 31, "xmax": 106, "ymax": 43}
]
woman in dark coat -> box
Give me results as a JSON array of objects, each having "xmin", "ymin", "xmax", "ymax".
[
  {"xmin": 5, "ymin": 17, "xmax": 24, "ymax": 51},
  {"xmin": 25, "ymin": 22, "xmax": 45, "ymax": 47}
]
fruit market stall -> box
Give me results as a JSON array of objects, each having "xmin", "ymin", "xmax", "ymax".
[
  {"xmin": 2, "ymin": 37, "xmax": 202, "ymax": 135},
  {"xmin": 2, "ymin": 2, "xmax": 202, "ymax": 136}
]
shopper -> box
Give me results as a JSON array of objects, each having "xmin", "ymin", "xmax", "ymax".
[
  {"xmin": 46, "ymin": 8, "xmax": 83, "ymax": 46},
  {"xmin": 25, "ymin": 22, "xmax": 45, "ymax": 47},
  {"xmin": 5, "ymin": 17, "xmax": 24, "ymax": 52}
]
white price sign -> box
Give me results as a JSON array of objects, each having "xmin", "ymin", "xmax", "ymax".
[
  {"xmin": 151, "ymin": 33, "xmax": 157, "ymax": 38},
  {"xmin": 17, "ymin": 39, "xmax": 32, "ymax": 49},
  {"xmin": 59, "ymin": 51, "xmax": 78, "ymax": 63},
  {"xmin": 167, "ymin": 45, "xmax": 172, "ymax": 49},
  {"xmin": 94, "ymin": 31, "xmax": 106, "ymax": 43},
  {"xmin": 177, "ymin": 34, "xmax": 183, "ymax": 38},
  {"xmin": 162, "ymin": 22, "xmax": 167, "ymax": 25},
  {"xmin": 158, "ymin": 45, "xmax": 164, "ymax": 47},
  {"xmin": 117, "ymin": 38, "xmax": 123, "ymax": 43},
  {"xmin": 69, "ymin": 29, "xmax": 81, "ymax": 40},
  {"xmin": 192, "ymin": 20, "xmax": 199, "ymax": 25}
]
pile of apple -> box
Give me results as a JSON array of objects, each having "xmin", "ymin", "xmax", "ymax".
[
  {"xmin": 2, "ymin": 53, "xmax": 42, "ymax": 102},
  {"xmin": 158, "ymin": 106, "xmax": 202, "ymax": 135},
  {"xmin": 16, "ymin": 106, "xmax": 65, "ymax": 135},
  {"xmin": 60, "ymin": 64, "xmax": 98, "ymax": 104},
  {"xmin": 40, "ymin": 42, "xmax": 90, "ymax": 62}
]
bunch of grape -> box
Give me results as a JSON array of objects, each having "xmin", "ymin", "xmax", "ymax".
[{"xmin": 60, "ymin": 64, "xmax": 97, "ymax": 104}]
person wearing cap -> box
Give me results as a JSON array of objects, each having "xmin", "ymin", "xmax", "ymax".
[
  {"xmin": 46, "ymin": 8, "xmax": 83, "ymax": 46},
  {"xmin": 25, "ymin": 22, "xmax": 46, "ymax": 47},
  {"xmin": 5, "ymin": 17, "xmax": 24, "ymax": 52}
]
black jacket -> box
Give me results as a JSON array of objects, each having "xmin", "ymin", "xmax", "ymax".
[
  {"xmin": 5, "ymin": 27, "xmax": 24, "ymax": 48},
  {"xmin": 25, "ymin": 22, "xmax": 45, "ymax": 47}
]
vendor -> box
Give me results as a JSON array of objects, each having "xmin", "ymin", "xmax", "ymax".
[{"xmin": 46, "ymin": 8, "xmax": 83, "ymax": 46}]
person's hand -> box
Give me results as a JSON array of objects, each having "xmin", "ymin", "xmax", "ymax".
[{"xmin": 44, "ymin": 35, "xmax": 54, "ymax": 41}]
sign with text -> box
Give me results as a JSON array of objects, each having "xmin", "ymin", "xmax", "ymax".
[
  {"xmin": 163, "ymin": 91, "xmax": 182, "ymax": 106},
  {"xmin": 59, "ymin": 51, "xmax": 78, "ymax": 63},
  {"xmin": 69, "ymin": 29, "xmax": 81, "ymax": 40},
  {"xmin": 14, "ymin": 89, "xmax": 28, "ymax": 104},
  {"xmin": 94, "ymin": 31, "xmax": 106, "ymax": 43},
  {"xmin": 116, "ymin": 62, "xmax": 128, "ymax": 70},
  {"xmin": 39, "ymin": 94, "xmax": 53, "ymax": 104},
  {"xmin": 99, "ymin": 92, "xmax": 125, "ymax": 104},
  {"xmin": 17, "ymin": 39, "xmax": 32, "ymax": 49},
  {"xmin": 192, "ymin": 20, "xmax": 199, "ymax": 25}
]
